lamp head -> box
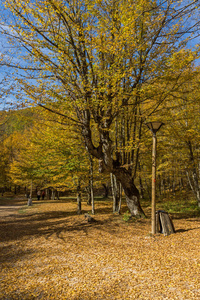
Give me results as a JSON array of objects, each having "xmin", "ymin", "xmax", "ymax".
[{"xmin": 145, "ymin": 122, "xmax": 164, "ymax": 135}]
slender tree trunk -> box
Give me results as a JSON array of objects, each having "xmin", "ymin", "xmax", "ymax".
[
  {"xmin": 90, "ymin": 157, "xmax": 95, "ymax": 215},
  {"xmin": 179, "ymin": 177, "xmax": 183, "ymax": 190},
  {"xmin": 30, "ymin": 179, "xmax": 33, "ymax": 198},
  {"xmin": 27, "ymin": 180, "xmax": 33, "ymax": 206},
  {"xmin": 91, "ymin": 182, "xmax": 95, "ymax": 215},
  {"xmin": 102, "ymin": 183, "xmax": 109, "ymax": 198},
  {"xmin": 111, "ymin": 173, "xmax": 122, "ymax": 213},
  {"xmin": 111, "ymin": 173, "xmax": 116, "ymax": 212},
  {"xmin": 51, "ymin": 189, "xmax": 55, "ymax": 200},
  {"xmin": 138, "ymin": 162, "xmax": 144, "ymax": 199},
  {"xmin": 77, "ymin": 180, "xmax": 82, "ymax": 214},
  {"xmin": 118, "ymin": 182, "xmax": 122, "ymax": 212},
  {"xmin": 139, "ymin": 176, "xmax": 144, "ymax": 199},
  {"xmin": 161, "ymin": 177, "xmax": 166, "ymax": 196},
  {"xmin": 145, "ymin": 179, "xmax": 151, "ymax": 199},
  {"xmin": 185, "ymin": 141, "xmax": 200, "ymax": 208},
  {"xmin": 186, "ymin": 170, "xmax": 200, "ymax": 207},
  {"xmin": 46, "ymin": 188, "xmax": 50, "ymax": 200},
  {"xmin": 85, "ymin": 146, "xmax": 95, "ymax": 213},
  {"xmin": 86, "ymin": 185, "xmax": 91, "ymax": 205}
]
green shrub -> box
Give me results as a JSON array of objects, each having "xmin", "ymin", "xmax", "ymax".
[{"xmin": 123, "ymin": 211, "xmax": 131, "ymax": 222}]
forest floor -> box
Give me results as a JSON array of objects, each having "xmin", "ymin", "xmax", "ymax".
[{"xmin": 0, "ymin": 195, "xmax": 200, "ymax": 300}]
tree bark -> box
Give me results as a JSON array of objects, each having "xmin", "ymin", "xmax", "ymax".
[
  {"xmin": 110, "ymin": 173, "xmax": 122, "ymax": 213},
  {"xmin": 85, "ymin": 145, "xmax": 95, "ymax": 213},
  {"xmin": 81, "ymin": 110, "xmax": 145, "ymax": 217},
  {"xmin": 102, "ymin": 183, "xmax": 109, "ymax": 198},
  {"xmin": 89, "ymin": 155, "xmax": 95, "ymax": 215},
  {"xmin": 186, "ymin": 140, "xmax": 200, "ymax": 208},
  {"xmin": 113, "ymin": 168, "xmax": 145, "ymax": 217},
  {"xmin": 51, "ymin": 189, "xmax": 55, "ymax": 200},
  {"xmin": 77, "ymin": 180, "xmax": 82, "ymax": 214},
  {"xmin": 30, "ymin": 179, "xmax": 33, "ymax": 199},
  {"xmin": 86, "ymin": 186, "xmax": 91, "ymax": 205}
]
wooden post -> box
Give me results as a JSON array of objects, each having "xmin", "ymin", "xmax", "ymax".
[
  {"xmin": 146, "ymin": 121, "xmax": 164, "ymax": 234},
  {"xmin": 152, "ymin": 133, "xmax": 157, "ymax": 234}
]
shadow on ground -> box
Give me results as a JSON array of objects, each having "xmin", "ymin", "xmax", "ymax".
[
  {"xmin": 0, "ymin": 198, "xmax": 146, "ymax": 243},
  {"xmin": 0, "ymin": 196, "xmax": 198, "ymax": 246}
]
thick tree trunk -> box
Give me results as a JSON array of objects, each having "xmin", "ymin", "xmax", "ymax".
[
  {"xmin": 113, "ymin": 168, "xmax": 145, "ymax": 217},
  {"xmin": 102, "ymin": 183, "xmax": 109, "ymax": 198},
  {"xmin": 82, "ymin": 112, "xmax": 145, "ymax": 217}
]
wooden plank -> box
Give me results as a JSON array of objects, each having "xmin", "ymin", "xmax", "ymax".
[
  {"xmin": 168, "ymin": 215, "xmax": 176, "ymax": 233},
  {"xmin": 156, "ymin": 212, "xmax": 160, "ymax": 233},
  {"xmin": 160, "ymin": 213, "xmax": 167, "ymax": 235},
  {"xmin": 165, "ymin": 214, "xmax": 175, "ymax": 234},
  {"xmin": 162, "ymin": 213, "xmax": 170, "ymax": 236},
  {"xmin": 156, "ymin": 210, "xmax": 175, "ymax": 235},
  {"xmin": 158, "ymin": 212, "xmax": 175, "ymax": 235}
]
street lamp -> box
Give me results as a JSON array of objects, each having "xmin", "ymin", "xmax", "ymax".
[{"xmin": 146, "ymin": 121, "xmax": 164, "ymax": 234}]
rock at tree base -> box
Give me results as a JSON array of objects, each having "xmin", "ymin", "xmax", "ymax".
[{"xmin": 84, "ymin": 213, "xmax": 95, "ymax": 223}]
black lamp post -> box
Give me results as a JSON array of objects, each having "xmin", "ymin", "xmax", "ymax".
[{"xmin": 146, "ymin": 121, "xmax": 164, "ymax": 234}]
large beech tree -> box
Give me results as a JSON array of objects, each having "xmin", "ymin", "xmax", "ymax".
[{"xmin": 2, "ymin": 0, "xmax": 200, "ymax": 216}]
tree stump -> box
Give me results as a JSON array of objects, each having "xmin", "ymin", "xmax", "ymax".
[
  {"xmin": 156, "ymin": 210, "xmax": 175, "ymax": 236},
  {"xmin": 84, "ymin": 213, "xmax": 95, "ymax": 223}
]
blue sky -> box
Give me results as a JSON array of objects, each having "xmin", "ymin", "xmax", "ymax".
[{"xmin": 0, "ymin": 0, "xmax": 199, "ymax": 111}]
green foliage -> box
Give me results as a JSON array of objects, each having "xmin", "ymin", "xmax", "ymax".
[
  {"xmin": 122, "ymin": 211, "xmax": 131, "ymax": 222},
  {"xmin": 157, "ymin": 196, "xmax": 200, "ymax": 218}
]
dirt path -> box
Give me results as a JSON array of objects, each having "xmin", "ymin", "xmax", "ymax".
[
  {"xmin": 0, "ymin": 205, "xmax": 22, "ymax": 217},
  {"xmin": 0, "ymin": 196, "xmax": 27, "ymax": 217}
]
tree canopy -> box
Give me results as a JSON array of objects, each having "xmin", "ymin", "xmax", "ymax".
[{"xmin": 0, "ymin": 0, "xmax": 200, "ymax": 214}]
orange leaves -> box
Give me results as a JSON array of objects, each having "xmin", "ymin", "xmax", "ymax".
[{"xmin": 1, "ymin": 197, "xmax": 200, "ymax": 299}]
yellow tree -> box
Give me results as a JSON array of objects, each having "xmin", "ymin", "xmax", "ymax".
[
  {"xmin": 8, "ymin": 107, "xmax": 102, "ymax": 212},
  {"xmin": 0, "ymin": 108, "xmax": 34, "ymax": 193},
  {"xmin": 157, "ymin": 66, "xmax": 200, "ymax": 207},
  {"xmin": 2, "ymin": 0, "xmax": 200, "ymax": 216}
]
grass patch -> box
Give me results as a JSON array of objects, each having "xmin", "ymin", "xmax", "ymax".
[
  {"xmin": 156, "ymin": 191, "xmax": 200, "ymax": 218},
  {"xmin": 18, "ymin": 206, "xmax": 29, "ymax": 214}
]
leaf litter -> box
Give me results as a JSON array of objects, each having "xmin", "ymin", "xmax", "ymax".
[{"xmin": 0, "ymin": 197, "xmax": 199, "ymax": 299}]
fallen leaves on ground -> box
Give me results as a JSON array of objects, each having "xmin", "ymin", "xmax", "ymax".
[{"xmin": 0, "ymin": 197, "xmax": 200, "ymax": 299}]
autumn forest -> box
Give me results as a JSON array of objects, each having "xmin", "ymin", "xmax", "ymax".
[{"xmin": 0, "ymin": 0, "xmax": 200, "ymax": 299}]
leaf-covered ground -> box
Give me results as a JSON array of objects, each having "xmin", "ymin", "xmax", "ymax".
[{"xmin": 0, "ymin": 196, "xmax": 200, "ymax": 299}]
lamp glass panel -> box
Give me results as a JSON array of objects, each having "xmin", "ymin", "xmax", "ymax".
[{"xmin": 151, "ymin": 122, "xmax": 163, "ymax": 130}]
